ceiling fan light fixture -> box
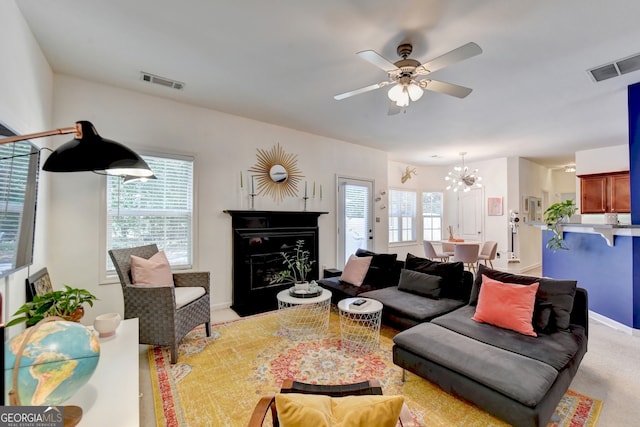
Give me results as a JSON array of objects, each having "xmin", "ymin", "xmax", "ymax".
[
  {"xmin": 387, "ymin": 84, "xmax": 404, "ymax": 102},
  {"xmin": 396, "ymin": 89, "xmax": 410, "ymax": 107},
  {"xmin": 407, "ymin": 83, "xmax": 423, "ymax": 101}
]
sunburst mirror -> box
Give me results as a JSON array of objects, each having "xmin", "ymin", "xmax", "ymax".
[{"xmin": 249, "ymin": 143, "xmax": 303, "ymax": 203}]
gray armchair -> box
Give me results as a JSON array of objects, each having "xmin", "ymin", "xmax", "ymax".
[{"xmin": 109, "ymin": 244, "xmax": 211, "ymax": 363}]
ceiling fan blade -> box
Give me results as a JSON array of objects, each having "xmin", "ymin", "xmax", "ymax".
[
  {"xmin": 420, "ymin": 79, "xmax": 473, "ymax": 98},
  {"xmin": 415, "ymin": 42, "xmax": 482, "ymax": 75},
  {"xmin": 334, "ymin": 81, "xmax": 389, "ymax": 100},
  {"xmin": 357, "ymin": 50, "xmax": 399, "ymax": 73},
  {"xmin": 388, "ymin": 101, "xmax": 402, "ymax": 115}
]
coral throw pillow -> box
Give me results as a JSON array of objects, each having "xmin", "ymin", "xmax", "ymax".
[
  {"xmin": 472, "ymin": 275, "xmax": 539, "ymax": 337},
  {"xmin": 130, "ymin": 251, "xmax": 174, "ymax": 287},
  {"xmin": 340, "ymin": 255, "xmax": 372, "ymax": 287}
]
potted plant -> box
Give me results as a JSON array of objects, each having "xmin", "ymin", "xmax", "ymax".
[
  {"xmin": 7, "ymin": 285, "xmax": 98, "ymax": 327},
  {"xmin": 544, "ymin": 199, "xmax": 578, "ymax": 252},
  {"xmin": 272, "ymin": 239, "xmax": 315, "ymax": 285}
]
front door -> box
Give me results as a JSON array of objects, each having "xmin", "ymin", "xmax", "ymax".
[{"xmin": 337, "ymin": 177, "xmax": 374, "ymax": 268}]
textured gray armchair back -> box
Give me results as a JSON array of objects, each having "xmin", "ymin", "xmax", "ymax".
[{"xmin": 109, "ymin": 244, "xmax": 159, "ymax": 287}]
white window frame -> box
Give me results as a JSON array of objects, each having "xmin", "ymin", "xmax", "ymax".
[
  {"xmin": 388, "ymin": 189, "xmax": 416, "ymax": 244},
  {"xmin": 100, "ymin": 151, "xmax": 197, "ymax": 283},
  {"xmin": 422, "ymin": 191, "xmax": 443, "ymax": 242}
]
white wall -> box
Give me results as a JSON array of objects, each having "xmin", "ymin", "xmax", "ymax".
[
  {"xmin": 575, "ymin": 144, "xmax": 628, "ymax": 175},
  {"xmin": 0, "ymin": 1, "xmax": 53, "ymax": 335},
  {"xmin": 550, "ymin": 169, "xmax": 578, "ymax": 204},
  {"xmin": 516, "ymin": 158, "xmax": 552, "ymax": 270},
  {"xmin": 49, "ymin": 75, "xmax": 389, "ymax": 321}
]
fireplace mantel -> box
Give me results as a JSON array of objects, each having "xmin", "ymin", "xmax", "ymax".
[
  {"xmin": 224, "ymin": 210, "xmax": 328, "ymax": 316},
  {"xmin": 224, "ymin": 210, "xmax": 328, "ymax": 225}
]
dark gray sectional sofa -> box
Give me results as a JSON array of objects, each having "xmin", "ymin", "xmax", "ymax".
[
  {"xmin": 392, "ymin": 264, "xmax": 588, "ymax": 427},
  {"xmin": 320, "ymin": 251, "xmax": 588, "ymax": 427}
]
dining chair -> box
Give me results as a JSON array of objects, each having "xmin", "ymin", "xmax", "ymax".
[
  {"xmin": 453, "ymin": 243, "xmax": 480, "ymax": 274},
  {"xmin": 423, "ymin": 240, "xmax": 450, "ymax": 261},
  {"xmin": 441, "ymin": 242, "xmax": 455, "ymax": 257},
  {"xmin": 477, "ymin": 241, "xmax": 498, "ymax": 268}
]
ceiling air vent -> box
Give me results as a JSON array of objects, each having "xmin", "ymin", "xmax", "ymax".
[
  {"xmin": 588, "ymin": 52, "xmax": 640, "ymax": 82},
  {"xmin": 140, "ymin": 72, "xmax": 185, "ymax": 90}
]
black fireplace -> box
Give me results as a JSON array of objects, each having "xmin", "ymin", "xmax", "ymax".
[{"xmin": 224, "ymin": 210, "xmax": 328, "ymax": 316}]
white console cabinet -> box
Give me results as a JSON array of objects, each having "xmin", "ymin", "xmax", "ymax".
[{"xmin": 66, "ymin": 318, "xmax": 139, "ymax": 426}]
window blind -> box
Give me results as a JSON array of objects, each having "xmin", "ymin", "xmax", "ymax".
[{"xmin": 106, "ymin": 155, "xmax": 193, "ymax": 271}]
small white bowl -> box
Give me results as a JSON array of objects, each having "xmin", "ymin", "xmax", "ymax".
[{"xmin": 94, "ymin": 313, "xmax": 122, "ymax": 338}]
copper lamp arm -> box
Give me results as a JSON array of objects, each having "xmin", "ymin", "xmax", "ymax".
[{"xmin": 0, "ymin": 124, "xmax": 80, "ymax": 145}]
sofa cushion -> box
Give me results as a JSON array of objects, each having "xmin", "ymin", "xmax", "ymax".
[
  {"xmin": 340, "ymin": 255, "xmax": 372, "ymax": 287},
  {"xmin": 355, "ymin": 248, "xmax": 397, "ymax": 269},
  {"xmin": 432, "ymin": 305, "xmax": 586, "ymax": 371},
  {"xmin": 356, "ymin": 249, "xmax": 402, "ymax": 288},
  {"xmin": 470, "ymin": 265, "xmax": 577, "ymax": 331},
  {"xmin": 317, "ymin": 277, "xmax": 379, "ymax": 300},
  {"xmin": 404, "ymin": 253, "xmax": 466, "ymax": 300},
  {"xmin": 130, "ymin": 251, "xmax": 174, "ymax": 286},
  {"xmin": 275, "ymin": 393, "xmax": 404, "ymax": 427},
  {"xmin": 360, "ymin": 287, "xmax": 465, "ymax": 323},
  {"xmin": 397, "ymin": 268, "xmax": 441, "ymax": 299},
  {"xmin": 472, "ymin": 276, "xmax": 539, "ymax": 337},
  {"xmin": 393, "ymin": 323, "xmax": 559, "ymax": 407}
]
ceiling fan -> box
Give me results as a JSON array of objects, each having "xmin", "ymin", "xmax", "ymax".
[{"xmin": 334, "ymin": 42, "xmax": 482, "ymax": 114}]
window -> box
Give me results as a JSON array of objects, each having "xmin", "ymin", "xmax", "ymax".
[
  {"xmin": 106, "ymin": 154, "xmax": 194, "ymax": 273},
  {"xmin": 0, "ymin": 138, "xmax": 39, "ymax": 277},
  {"xmin": 423, "ymin": 192, "xmax": 443, "ymax": 241},
  {"xmin": 388, "ymin": 189, "xmax": 416, "ymax": 243}
]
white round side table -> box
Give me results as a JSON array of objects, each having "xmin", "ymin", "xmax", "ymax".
[
  {"xmin": 337, "ymin": 297, "xmax": 383, "ymax": 354},
  {"xmin": 276, "ymin": 288, "xmax": 332, "ymax": 340}
]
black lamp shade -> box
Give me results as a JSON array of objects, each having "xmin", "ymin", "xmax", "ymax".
[{"xmin": 42, "ymin": 121, "xmax": 153, "ymax": 177}]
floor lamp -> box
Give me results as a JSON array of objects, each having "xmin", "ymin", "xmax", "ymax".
[{"xmin": 0, "ymin": 120, "xmax": 153, "ymax": 176}]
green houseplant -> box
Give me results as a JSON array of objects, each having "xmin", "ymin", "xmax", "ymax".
[
  {"xmin": 544, "ymin": 199, "xmax": 578, "ymax": 252},
  {"xmin": 272, "ymin": 239, "xmax": 315, "ymax": 284},
  {"xmin": 7, "ymin": 286, "xmax": 98, "ymax": 327}
]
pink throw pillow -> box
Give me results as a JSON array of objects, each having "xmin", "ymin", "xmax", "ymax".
[
  {"xmin": 472, "ymin": 275, "xmax": 539, "ymax": 337},
  {"xmin": 340, "ymin": 255, "xmax": 372, "ymax": 287},
  {"xmin": 130, "ymin": 251, "xmax": 174, "ymax": 287}
]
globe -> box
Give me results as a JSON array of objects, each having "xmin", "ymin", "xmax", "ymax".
[{"xmin": 4, "ymin": 320, "xmax": 100, "ymax": 406}]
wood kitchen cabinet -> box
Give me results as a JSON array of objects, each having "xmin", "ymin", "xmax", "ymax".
[{"xmin": 579, "ymin": 171, "xmax": 630, "ymax": 213}]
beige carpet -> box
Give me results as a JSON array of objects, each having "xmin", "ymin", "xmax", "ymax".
[{"xmin": 146, "ymin": 310, "xmax": 601, "ymax": 426}]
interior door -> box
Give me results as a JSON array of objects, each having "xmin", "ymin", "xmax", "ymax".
[
  {"xmin": 457, "ymin": 188, "xmax": 483, "ymax": 242},
  {"xmin": 337, "ymin": 177, "xmax": 374, "ymax": 268}
]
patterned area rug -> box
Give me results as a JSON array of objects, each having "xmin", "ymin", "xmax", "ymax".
[{"xmin": 148, "ymin": 310, "xmax": 602, "ymax": 427}]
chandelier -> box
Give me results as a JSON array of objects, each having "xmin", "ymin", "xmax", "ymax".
[{"xmin": 445, "ymin": 152, "xmax": 482, "ymax": 192}]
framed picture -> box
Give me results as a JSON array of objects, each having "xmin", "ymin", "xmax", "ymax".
[{"xmin": 487, "ymin": 197, "xmax": 503, "ymax": 216}]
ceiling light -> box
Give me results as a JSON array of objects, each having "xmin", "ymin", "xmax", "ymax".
[
  {"xmin": 407, "ymin": 83, "xmax": 423, "ymax": 101},
  {"xmin": 444, "ymin": 152, "xmax": 482, "ymax": 192},
  {"xmin": 564, "ymin": 165, "xmax": 576, "ymax": 173},
  {"xmin": 388, "ymin": 77, "xmax": 423, "ymax": 107}
]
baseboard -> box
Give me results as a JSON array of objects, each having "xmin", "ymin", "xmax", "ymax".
[
  {"xmin": 589, "ymin": 311, "xmax": 640, "ymax": 336},
  {"xmin": 211, "ymin": 301, "xmax": 232, "ymax": 311}
]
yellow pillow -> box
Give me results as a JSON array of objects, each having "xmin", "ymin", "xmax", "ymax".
[{"xmin": 275, "ymin": 393, "xmax": 404, "ymax": 427}]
